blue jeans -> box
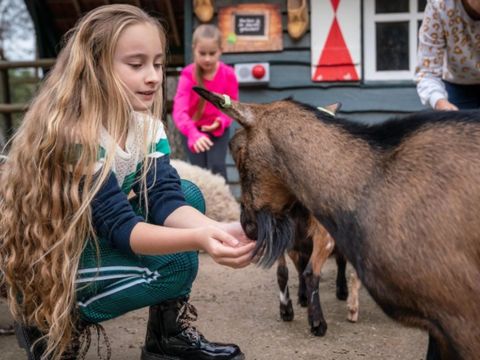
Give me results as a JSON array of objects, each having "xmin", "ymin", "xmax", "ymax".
[{"xmin": 444, "ymin": 81, "xmax": 480, "ymax": 110}]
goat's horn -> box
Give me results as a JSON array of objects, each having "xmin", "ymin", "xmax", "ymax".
[
  {"xmin": 193, "ymin": 87, "xmax": 225, "ymax": 108},
  {"xmin": 193, "ymin": 86, "xmax": 255, "ymax": 128}
]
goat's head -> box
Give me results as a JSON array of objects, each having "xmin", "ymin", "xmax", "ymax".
[{"xmin": 193, "ymin": 87, "xmax": 339, "ymax": 267}]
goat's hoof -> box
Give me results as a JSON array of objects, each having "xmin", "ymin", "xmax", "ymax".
[
  {"xmin": 280, "ymin": 300, "xmax": 294, "ymax": 321},
  {"xmin": 336, "ymin": 285, "xmax": 348, "ymax": 301},
  {"xmin": 347, "ymin": 308, "xmax": 359, "ymax": 323},
  {"xmin": 310, "ymin": 321, "xmax": 328, "ymax": 337},
  {"xmin": 298, "ymin": 294, "xmax": 308, "ymax": 308}
]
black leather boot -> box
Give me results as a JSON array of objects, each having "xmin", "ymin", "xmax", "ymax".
[
  {"xmin": 15, "ymin": 322, "xmax": 47, "ymax": 360},
  {"xmin": 15, "ymin": 322, "xmax": 83, "ymax": 360},
  {"xmin": 141, "ymin": 298, "xmax": 244, "ymax": 360}
]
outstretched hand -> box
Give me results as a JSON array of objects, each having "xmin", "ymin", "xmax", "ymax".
[
  {"xmin": 193, "ymin": 135, "xmax": 213, "ymax": 153},
  {"xmin": 197, "ymin": 225, "xmax": 255, "ymax": 269},
  {"xmin": 435, "ymin": 99, "xmax": 458, "ymax": 111}
]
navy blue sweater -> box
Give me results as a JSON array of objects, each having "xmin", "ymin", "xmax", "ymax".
[{"xmin": 90, "ymin": 155, "xmax": 187, "ymax": 254}]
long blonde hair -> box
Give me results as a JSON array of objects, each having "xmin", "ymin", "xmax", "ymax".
[
  {"xmin": 192, "ymin": 24, "xmax": 221, "ymax": 120},
  {"xmin": 0, "ymin": 5, "xmax": 166, "ymax": 359}
]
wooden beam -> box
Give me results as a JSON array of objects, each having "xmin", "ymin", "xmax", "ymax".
[
  {"xmin": 0, "ymin": 103, "xmax": 27, "ymax": 114},
  {"xmin": 184, "ymin": 0, "xmax": 193, "ymax": 64},
  {"xmin": 0, "ymin": 69, "xmax": 13, "ymax": 136},
  {"xmin": 165, "ymin": 0, "xmax": 181, "ymax": 47},
  {"xmin": 0, "ymin": 59, "xmax": 56, "ymax": 70},
  {"xmin": 71, "ymin": 0, "xmax": 82, "ymax": 16}
]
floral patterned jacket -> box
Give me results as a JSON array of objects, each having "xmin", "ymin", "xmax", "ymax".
[{"xmin": 415, "ymin": 0, "xmax": 480, "ymax": 108}]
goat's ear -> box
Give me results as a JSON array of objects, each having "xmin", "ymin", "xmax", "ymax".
[
  {"xmin": 193, "ymin": 87, "xmax": 254, "ymax": 128},
  {"xmin": 324, "ymin": 102, "xmax": 342, "ymax": 115}
]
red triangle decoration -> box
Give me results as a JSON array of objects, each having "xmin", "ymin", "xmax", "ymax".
[{"xmin": 313, "ymin": 0, "xmax": 359, "ymax": 81}]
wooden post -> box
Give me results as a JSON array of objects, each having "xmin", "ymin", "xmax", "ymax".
[{"xmin": 0, "ymin": 68, "xmax": 13, "ymax": 138}]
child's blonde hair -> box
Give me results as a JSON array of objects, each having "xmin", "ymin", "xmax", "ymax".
[
  {"xmin": 0, "ymin": 4, "xmax": 166, "ymax": 359},
  {"xmin": 192, "ymin": 24, "xmax": 222, "ymax": 120}
]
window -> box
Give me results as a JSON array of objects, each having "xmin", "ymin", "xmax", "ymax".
[{"xmin": 364, "ymin": 0, "xmax": 426, "ymax": 81}]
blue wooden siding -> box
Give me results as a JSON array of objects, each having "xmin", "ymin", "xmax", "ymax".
[{"xmin": 182, "ymin": 0, "xmax": 426, "ymax": 197}]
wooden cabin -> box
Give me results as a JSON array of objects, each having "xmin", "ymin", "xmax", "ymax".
[{"xmin": 25, "ymin": 0, "xmax": 427, "ymax": 196}]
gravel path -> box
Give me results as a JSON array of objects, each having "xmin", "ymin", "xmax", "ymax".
[{"xmin": 0, "ymin": 254, "xmax": 427, "ymax": 359}]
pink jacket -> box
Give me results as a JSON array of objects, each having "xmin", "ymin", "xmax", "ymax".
[{"xmin": 172, "ymin": 62, "xmax": 239, "ymax": 152}]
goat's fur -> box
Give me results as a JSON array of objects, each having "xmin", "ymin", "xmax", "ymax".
[
  {"xmin": 170, "ymin": 159, "xmax": 240, "ymax": 222},
  {"xmin": 194, "ymin": 87, "xmax": 480, "ymax": 360}
]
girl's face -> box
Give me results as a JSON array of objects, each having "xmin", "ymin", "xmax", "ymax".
[
  {"xmin": 113, "ymin": 22, "xmax": 164, "ymax": 111},
  {"xmin": 193, "ymin": 38, "xmax": 221, "ymax": 75}
]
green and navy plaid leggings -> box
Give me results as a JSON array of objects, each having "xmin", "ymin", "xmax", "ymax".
[{"xmin": 76, "ymin": 179, "xmax": 205, "ymax": 324}]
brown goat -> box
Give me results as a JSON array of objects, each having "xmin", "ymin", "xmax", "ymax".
[
  {"xmin": 278, "ymin": 202, "xmax": 362, "ymax": 336},
  {"xmin": 277, "ymin": 203, "xmax": 335, "ymax": 336},
  {"xmin": 194, "ymin": 87, "xmax": 480, "ymax": 360}
]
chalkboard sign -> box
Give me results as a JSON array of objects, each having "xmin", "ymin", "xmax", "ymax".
[
  {"xmin": 234, "ymin": 14, "xmax": 266, "ymax": 37},
  {"xmin": 218, "ymin": 4, "xmax": 283, "ymax": 53}
]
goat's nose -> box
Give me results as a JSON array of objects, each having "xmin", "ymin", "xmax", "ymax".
[{"xmin": 244, "ymin": 221, "xmax": 258, "ymax": 240}]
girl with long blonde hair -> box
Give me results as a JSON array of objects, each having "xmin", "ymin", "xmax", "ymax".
[{"xmin": 0, "ymin": 5, "xmax": 252, "ymax": 360}]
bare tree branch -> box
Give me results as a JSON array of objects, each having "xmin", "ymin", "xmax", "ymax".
[{"xmin": 0, "ymin": 0, "xmax": 34, "ymax": 60}]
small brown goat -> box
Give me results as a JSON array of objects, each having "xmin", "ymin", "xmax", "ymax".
[
  {"xmin": 277, "ymin": 203, "xmax": 334, "ymax": 336},
  {"xmin": 277, "ymin": 202, "xmax": 361, "ymax": 336},
  {"xmin": 194, "ymin": 87, "xmax": 480, "ymax": 360}
]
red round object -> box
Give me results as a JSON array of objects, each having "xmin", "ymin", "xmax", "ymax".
[{"xmin": 252, "ymin": 64, "xmax": 266, "ymax": 79}]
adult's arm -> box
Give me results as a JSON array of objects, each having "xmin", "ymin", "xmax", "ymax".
[{"xmin": 415, "ymin": 0, "xmax": 448, "ymax": 109}]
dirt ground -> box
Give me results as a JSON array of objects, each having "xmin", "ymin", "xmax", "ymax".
[{"xmin": 0, "ymin": 254, "xmax": 428, "ymax": 360}]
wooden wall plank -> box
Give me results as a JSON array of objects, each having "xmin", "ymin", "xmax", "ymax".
[
  {"xmin": 222, "ymin": 51, "xmax": 310, "ymax": 65},
  {"xmin": 236, "ymin": 87, "xmax": 423, "ymax": 113}
]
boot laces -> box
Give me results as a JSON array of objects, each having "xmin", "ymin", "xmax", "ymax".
[
  {"xmin": 176, "ymin": 301, "xmax": 203, "ymax": 342},
  {"xmin": 75, "ymin": 323, "xmax": 112, "ymax": 360}
]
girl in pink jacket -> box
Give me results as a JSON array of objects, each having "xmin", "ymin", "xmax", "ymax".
[{"xmin": 173, "ymin": 24, "xmax": 238, "ymax": 179}]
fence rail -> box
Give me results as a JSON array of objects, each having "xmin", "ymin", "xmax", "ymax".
[{"xmin": 0, "ymin": 59, "xmax": 56, "ymax": 70}]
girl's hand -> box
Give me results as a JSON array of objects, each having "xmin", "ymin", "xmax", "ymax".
[
  {"xmin": 193, "ymin": 135, "xmax": 213, "ymax": 153},
  {"xmin": 196, "ymin": 226, "xmax": 255, "ymax": 269},
  {"xmin": 200, "ymin": 119, "xmax": 221, "ymax": 133},
  {"xmin": 217, "ymin": 221, "xmax": 253, "ymax": 247},
  {"xmin": 435, "ymin": 99, "xmax": 458, "ymax": 111}
]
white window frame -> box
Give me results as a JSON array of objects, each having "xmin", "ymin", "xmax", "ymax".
[{"xmin": 364, "ymin": 0, "xmax": 424, "ymax": 81}]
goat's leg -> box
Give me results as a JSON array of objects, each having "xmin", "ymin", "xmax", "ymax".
[
  {"xmin": 347, "ymin": 271, "xmax": 361, "ymax": 322},
  {"xmin": 303, "ymin": 225, "xmax": 334, "ymax": 336},
  {"xmin": 289, "ymin": 250, "xmax": 309, "ymax": 307},
  {"xmin": 335, "ymin": 250, "xmax": 349, "ymax": 300},
  {"xmin": 425, "ymin": 329, "xmax": 461, "ymax": 360},
  {"xmin": 277, "ymin": 254, "xmax": 294, "ymax": 321},
  {"xmin": 426, "ymin": 334, "xmax": 443, "ymax": 360},
  {"xmin": 303, "ymin": 263, "xmax": 326, "ymax": 336}
]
